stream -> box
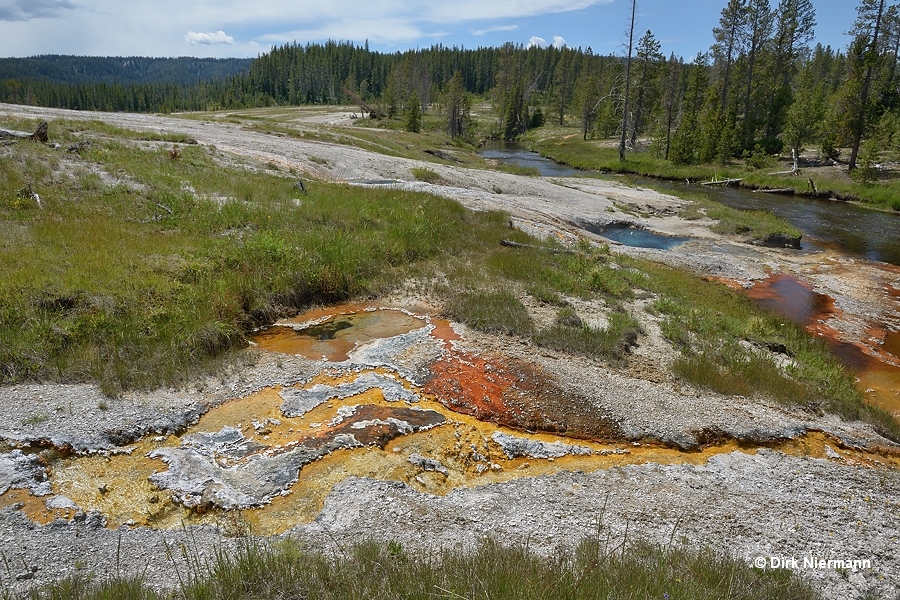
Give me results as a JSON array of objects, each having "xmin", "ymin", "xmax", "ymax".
[
  {"xmin": 481, "ymin": 141, "xmax": 900, "ymax": 266},
  {"xmin": 481, "ymin": 141, "xmax": 900, "ymax": 416}
]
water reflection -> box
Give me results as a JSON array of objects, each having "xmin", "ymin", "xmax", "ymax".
[
  {"xmin": 745, "ymin": 274, "xmax": 834, "ymax": 324},
  {"xmin": 480, "ymin": 141, "xmax": 582, "ymax": 177},
  {"xmin": 478, "ymin": 141, "xmax": 900, "ymax": 265},
  {"xmin": 648, "ymin": 181, "xmax": 900, "ymax": 266}
]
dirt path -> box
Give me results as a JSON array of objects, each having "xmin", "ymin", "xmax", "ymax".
[{"xmin": 1, "ymin": 104, "xmax": 898, "ymax": 599}]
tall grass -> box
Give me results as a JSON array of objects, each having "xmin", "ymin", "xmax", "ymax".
[
  {"xmin": 10, "ymin": 538, "xmax": 821, "ymax": 600},
  {"xmin": 0, "ymin": 119, "xmax": 495, "ymax": 392},
  {"xmin": 442, "ymin": 240, "xmax": 645, "ymax": 363}
]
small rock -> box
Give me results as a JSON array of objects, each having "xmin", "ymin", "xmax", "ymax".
[
  {"xmin": 45, "ymin": 495, "xmax": 79, "ymax": 511},
  {"xmin": 408, "ymin": 453, "xmax": 449, "ymax": 476},
  {"xmin": 84, "ymin": 511, "xmax": 107, "ymax": 528}
]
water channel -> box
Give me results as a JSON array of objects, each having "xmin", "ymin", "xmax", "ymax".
[
  {"xmin": 480, "ymin": 141, "xmax": 900, "ymax": 266},
  {"xmin": 481, "ymin": 141, "xmax": 900, "ymax": 416}
]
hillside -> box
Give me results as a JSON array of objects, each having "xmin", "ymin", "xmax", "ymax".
[{"xmin": 0, "ymin": 55, "xmax": 252, "ymax": 86}]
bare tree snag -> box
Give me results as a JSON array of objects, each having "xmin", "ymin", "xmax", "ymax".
[{"xmin": 769, "ymin": 148, "xmax": 801, "ymax": 175}]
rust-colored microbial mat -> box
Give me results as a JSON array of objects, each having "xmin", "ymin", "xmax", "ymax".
[
  {"xmin": 745, "ymin": 274, "xmax": 900, "ymax": 417},
  {"xmin": 3, "ymin": 304, "xmax": 899, "ymax": 536},
  {"xmin": 745, "ymin": 274, "xmax": 835, "ymax": 325}
]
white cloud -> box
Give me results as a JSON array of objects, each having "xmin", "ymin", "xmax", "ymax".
[
  {"xmin": 528, "ymin": 36, "xmax": 547, "ymax": 49},
  {"xmin": 259, "ymin": 17, "xmax": 427, "ymax": 48},
  {"xmin": 552, "ymin": 35, "xmax": 566, "ymax": 48},
  {"xmin": 0, "ymin": 0, "xmax": 615, "ymax": 57},
  {"xmin": 0, "ymin": 0, "xmax": 79, "ymax": 21},
  {"xmin": 425, "ymin": 0, "xmax": 607, "ymax": 23},
  {"xmin": 470, "ymin": 24, "xmax": 518, "ymax": 36},
  {"xmin": 186, "ymin": 30, "xmax": 235, "ymax": 46}
]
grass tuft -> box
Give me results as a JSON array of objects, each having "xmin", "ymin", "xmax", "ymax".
[
  {"xmin": 17, "ymin": 538, "xmax": 821, "ymax": 600},
  {"xmin": 535, "ymin": 310, "xmax": 642, "ymax": 364},
  {"xmin": 444, "ymin": 289, "xmax": 535, "ymax": 336},
  {"xmin": 410, "ymin": 167, "xmax": 445, "ymax": 184}
]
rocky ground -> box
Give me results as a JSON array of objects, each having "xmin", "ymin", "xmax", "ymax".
[{"xmin": 1, "ymin": 104, "xmax": 898, "ymax": 599}]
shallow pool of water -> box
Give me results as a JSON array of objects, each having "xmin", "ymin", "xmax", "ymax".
[
  {"xmin": 745, "ymin": 274, "xmax": 834, "ymax": 325},
  {"xmin": 581, "ymin": 222, "xmax": 690, "ymax": 250},
  {"xmin": 252, "ymin": 309, "xmax": 425, "ymax": 361}
]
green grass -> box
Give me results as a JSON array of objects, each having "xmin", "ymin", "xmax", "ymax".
[
  {"xmin": 440, "ymin": 239, "xmax": 646, "ymax": 363},
  {"xmin": 2, "ymin": 117, "xmax": 895, "ymax": 439},
  {"xmin": 410, "ymin": 166, "xmax": 445, "ymax": 184},
  {"xmin": 526, "ymin": 128, "xmax": 900, "ymax": 211},
  {"xmin": 0, "ymin": 118, "xmax": 497, "ymax": 393},
  {"xmin": 678, "ymin": 194, "xmax": 802, "ymax": 244},
  {"xmin": 444, "ymin": 288, "xmax": 535, "ymax": 336},
  {"xmin": 534, "ymin": 310, "xmax": 642, "ymax": 364},
  {"xmin": 9, "ymin": 538, "xmax": 821, "ymax": 600}
]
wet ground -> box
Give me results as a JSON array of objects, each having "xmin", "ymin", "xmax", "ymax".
[
  {"xmin": 745, "ymin": 273, "xmax": 900, "ymax": 418},
  {"xmin": 3, "ymin": 303, "xmax": 898, "ymax": 537}
]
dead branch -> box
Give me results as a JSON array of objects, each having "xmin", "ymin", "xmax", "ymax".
[
  {"xmin": 342, "ymin": 86, "xmax": 385, "ymax": 119},
  {"xmin": 500, "ymin": 239, "xmax": 573, "ymax": 254}
]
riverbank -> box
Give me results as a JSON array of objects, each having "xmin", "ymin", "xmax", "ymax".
[
  {"xmin": 1, "ymin": 104, "xmax": 898, "ymax": 600},
  {"xmin": 524, "ymin": 128, "xmax": 900, "ymax": 213}
]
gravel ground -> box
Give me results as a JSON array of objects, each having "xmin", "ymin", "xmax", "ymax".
[{"xmin": 1, "ymin": 104, "xmax": 898, "ymax": 599}]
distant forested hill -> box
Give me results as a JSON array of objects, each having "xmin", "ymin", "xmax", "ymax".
[{"xmin": 0, "ymin": 55, "xmax": 253, "ymax": 86}]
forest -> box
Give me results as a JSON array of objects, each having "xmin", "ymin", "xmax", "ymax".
[{"xmin": 1, "ymin": 0, "xmax": 899, "ymax": 173}]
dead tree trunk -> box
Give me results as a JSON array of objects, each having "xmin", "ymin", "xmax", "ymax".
[{"xmin": 0, "ymin": 121, "xmax": 49, "ymax": 143}]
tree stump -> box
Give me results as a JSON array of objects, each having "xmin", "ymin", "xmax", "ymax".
[{"xmin": 29, "ymin": 121, "xmax": 49, "ymax": 143}]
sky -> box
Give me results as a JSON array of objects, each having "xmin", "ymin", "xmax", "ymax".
[{"xmin": 0, "ymin": 0, "xmax": 858, "ymax": 61}]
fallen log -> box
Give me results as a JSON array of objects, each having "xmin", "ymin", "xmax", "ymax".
[
  {"xmin": 755, "ymin": 188, "xmax": 795, "ymax": 195},
  {"xmin": 768, "ymin": 148, "xmax": 800, "ymax": 176},
  {"xmin": 423, "ymin": 148, "xmax": 463, "ymax": 163},
  {"xmin": 0, "ymin": 121, "xmax": 48, "ymax": 143},
  {"xmin": 700, "ymin": 178, "xmax": 742, "ymax": 186},
  {"xmin": 500, "ymin": 239, "xmax": 573, "ymax": 254},
  {"xmin": 0, "ymin": 127, "xmax": 32, "ymax": 140}
]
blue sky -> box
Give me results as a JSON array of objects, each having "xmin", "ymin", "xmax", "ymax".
[{"xmin": 0, "ymin": 0, "xmax": 857, "ymax": 60}]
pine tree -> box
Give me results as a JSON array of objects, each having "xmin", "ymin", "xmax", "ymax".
[
  {"xmin": 405, "ymin": 90, "xmax": 422, "ymax": 133},
  {"xmin": 846, "ymin": 0, "xmax": 889, "ymax": 171},
  {"xmin": 445, "ymin": 71, "xmax": 470, "ymax": 138},
  {"xmin": 574, "ymin": 60, "xmax": 601, "ymax": 140},
  {"xmin": 712, "ymin": 0, "xmax": 746, "ymax": 113},
  {"xmin": 670, "ymin": 54, "xmax": 710, "ymax": 164},
  {"xmin": 629, "ymin": 30, "xmax": 663, "ymax": 148}
]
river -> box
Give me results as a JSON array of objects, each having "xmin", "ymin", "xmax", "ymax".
[{"xmin": 481, "ymin": 141, "xmax": 900, "ymax": 266}]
